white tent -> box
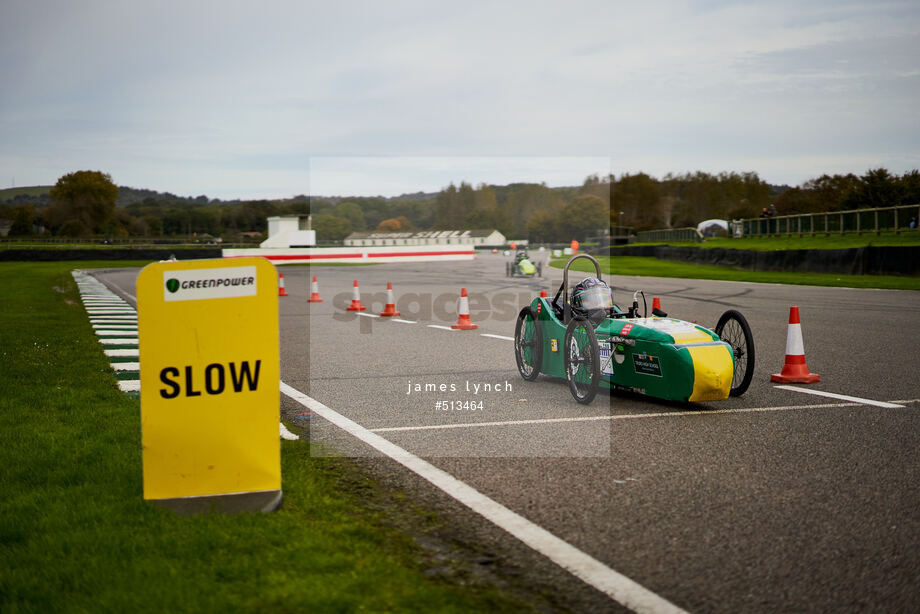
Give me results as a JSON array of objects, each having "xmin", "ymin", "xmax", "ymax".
[{"xmin": 697, "ymin": 219, "xmax": 729, "ymax": 235}]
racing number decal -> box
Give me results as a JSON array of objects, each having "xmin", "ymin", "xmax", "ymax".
[{"xmin": 598, "ymin": 341, "xmax": 614, "ymax": 376}]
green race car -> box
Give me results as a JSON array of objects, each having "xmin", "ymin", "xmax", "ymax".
[
  {"xmin": 514, "ymin": 254, "xmax": 755, "ymax": 404},
  {"xmin": 506, "ymin": 250, "xmax": 543, "ymax": 277}
]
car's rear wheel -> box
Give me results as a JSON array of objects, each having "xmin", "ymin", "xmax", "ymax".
[
  {"xmin": 514, "ymin": 307, "xmax": 543, "ymax": 381},
  {"xmin": 715, "ymin": 309, "xmax": 755, "ymax": 396},
  {"xmin": 564, "ymin": 316, "xmax": 600, "ymax": 404}
]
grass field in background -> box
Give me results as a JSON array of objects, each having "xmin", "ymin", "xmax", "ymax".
[
  {"xmin": 552, "ymin": 255, "xmax": 920, "ymax": 291},
  {"xmin": 0, "ymin": 185, "xmax": 51, "ymax": 200},
  {"xmin": 0, "ymin": 262, "xmax": 534, "ymax": 613},
  {"xmin": 631, "ymin": 232, "xmax": 920, "ymax": 250}
]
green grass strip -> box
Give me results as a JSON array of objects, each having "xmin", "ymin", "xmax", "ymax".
[
  {"xmin": 0, "ymin": 261, "xmax": 535, "ymax": 613},
  {"xmin": 631, "ymin": 231, "xmax": 920, "ymax": 251},
  {"xmin": 552, "ymin": 255, "xmax": 920, "ymax": 290}
]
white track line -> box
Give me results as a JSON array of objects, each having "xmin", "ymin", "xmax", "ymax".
[
  {"xmin": 280, "ymin": 381, "xmax": 686, "ymax": 614},
  {"xmin": 427, "ymin": 324, "xmax": 456, "ymax": 331},
  {"xmin": 111, "ymin": 362, "xmax": 140, "ymax": 371},
  {"xmin": 392, "ymin": 318, "xmax": 417, "ymax": 324},
  {"xmin": 86, "ymin": 310, "xmax": 136, "ymax": 315},
  {"xmin": 356, "ymin": 312, "xmax": 379, "ymax": 318},
  {"xmin": 105, "ymin": 349, "xmax": 139, "ymax": 357},
  {"xmin": 481, "ymin": 333, "xmax": 514, "ymax": 341},
  {"xmin": 370, "ymin": 400, "xmax": 911, "ymax": 433},
  {"xmin": 773, "ymin": 385, "xmax": 905, "ymax": 408},
  {"xmin": 99, "ymin": 338, "xmax": 140, "ymax": 345},
  {"xmin": 118, "ymin": 380, "xmax": 140, "ymax": 392}
]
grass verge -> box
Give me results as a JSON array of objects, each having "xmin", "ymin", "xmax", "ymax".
[
  {"xmin": 551, "ymin": 255, "xmax": 920, "ymax": 290},
  {"xmin": 0, "ymin": 262, "xmax": 534, "ymax": 613},
  {"xmin": 631, "ymin": 232, "xmax": 920, "ymax": 251}
]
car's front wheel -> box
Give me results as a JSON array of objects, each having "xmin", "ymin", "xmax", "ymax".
[
  {"xmin": 564, "ymin": 316, "xmax": 600, "ymax": 404},
  {"xmin": 715, "ymin": 309, "xmax": 755, "ymax": 396}
]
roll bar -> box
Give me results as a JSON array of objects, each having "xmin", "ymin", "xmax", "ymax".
[{"xmin": 559, "ymin": 254, "xmax": 602, "ymax": 324}]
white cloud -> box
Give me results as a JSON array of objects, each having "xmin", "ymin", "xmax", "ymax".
[{"xmin": 1, "ymin": 0, "xmax": 917, "ymax": 195}]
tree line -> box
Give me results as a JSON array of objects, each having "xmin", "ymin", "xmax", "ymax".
[{"xmin": 2, "ymin": 167, "xmax": 917, "ymax": 242}]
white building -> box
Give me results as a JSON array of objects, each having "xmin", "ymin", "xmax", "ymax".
[
  {"xmin": 261, "ymin": 215, "xmax": 316, "ymax": 248},
  {"xmin": 344, "ymin": 229, "xmax": 505, "ymax": 247}
]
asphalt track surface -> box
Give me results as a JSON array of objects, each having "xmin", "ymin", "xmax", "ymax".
[{"xmin": 93, "ymin": 254, "xmax": 920, "ymax": 613}]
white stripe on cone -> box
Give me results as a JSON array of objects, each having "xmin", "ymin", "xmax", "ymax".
[{"xmin": 785, "ymin": 323, "xmax": 805, "ymax": 356}]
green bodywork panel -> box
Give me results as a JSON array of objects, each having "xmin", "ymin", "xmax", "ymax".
[{"xmin": 529, "ymin": 297, "xmax": 731, "ymax": 402}]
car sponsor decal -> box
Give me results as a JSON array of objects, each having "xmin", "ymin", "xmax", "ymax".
[
  {"xmin": 598, "ymin": 341, "xmax": 615, "ymax": 376},
  {"xmin": 550, "ymin": 339, "xmax": 558, "ymax": 352},
  {"xmin": 633, "ymin": 353, "xmax": 662, "ymax": 377},
  {"xmin": 620, "ymin": 323, "xmax": 634, "ymax": 336},
  {"xmin": 613, "ymin": 342, "xmax": 627, "ymax": 364}
]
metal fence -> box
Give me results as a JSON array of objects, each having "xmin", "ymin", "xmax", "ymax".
[
  {"xmin": 739, "ymin": 204, "xmax": 920, "ymax": 237},
  {"xmin": 635, "ymin": 227, "xmax": 703, "ymax": 243}
]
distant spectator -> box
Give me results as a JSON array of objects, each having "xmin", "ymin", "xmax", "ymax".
[
  {"xmin": 768, "ymin": 204, "xmax": 777, "ymax": 217},
  {"xmin": 760, "ymin": 208, "xmax": 769, "ymax": 218},
  {"xmin": 910, "ymin": 216, "xmax": 917, "ymax": 230}
]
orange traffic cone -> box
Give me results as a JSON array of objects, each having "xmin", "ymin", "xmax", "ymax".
[
  {"xmin": 540, "ymin": 290, "xmax": 547, "ymax": 298},
  {"xmin": 771, "ymin": 306, "xmax": 820, "ymax": 383},
  {"xmin": 451, "ymin": 287, "xmax": 478, "ymax": 330},
  {"xmin": 346, "ymin": 279, "xmax": 366, "ymax": 311},
  {"xmin": 379, "ymin": 282, "xmax": 400, "ymax": 317},
  {"xmin": 307, "ymin": 276, "xmax": 323, "ymax": 302},
  {"xmin": 278, "ymin": 272, "xmax": 289, "ymax": 297},
  {"xmin": 652, "ymin": 297, "xmax": 661, "ymax": 312}
]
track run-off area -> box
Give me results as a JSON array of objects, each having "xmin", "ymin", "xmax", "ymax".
[{"xmin": 89, "ymin": 252, "xmax": 920, "ymax": 614}]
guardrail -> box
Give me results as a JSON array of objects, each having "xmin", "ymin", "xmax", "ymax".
[
  {"xmin": 738, "ymin": 203, "xmax": 920, "ymax": 237},
  {"xmin": 635, "ymin": 227, "xmax": 703, "ymax": 243}
]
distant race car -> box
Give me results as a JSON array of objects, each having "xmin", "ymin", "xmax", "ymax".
[
  {"xmin": 514, "ymin": 254, "xmax": 755, "ymax": 404},
  {"xmin": 506, "ymin": 250, "xmax": 543, "ymax": 278}
]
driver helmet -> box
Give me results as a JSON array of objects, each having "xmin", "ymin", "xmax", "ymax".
[{"xmin": 571, "ymin": 277, "xmax": 614, "ymax": 317}]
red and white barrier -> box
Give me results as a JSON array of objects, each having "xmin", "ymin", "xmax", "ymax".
[{"xmin": 223, "ymin": 245, "xmax": 476, "ymax": 265}]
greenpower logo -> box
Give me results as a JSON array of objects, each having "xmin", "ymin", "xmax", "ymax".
[{"xmin": 163, "ymin": 266, "xmax": 258, "ymax": 302}]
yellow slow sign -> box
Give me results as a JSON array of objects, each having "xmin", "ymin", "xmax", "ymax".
[{"xmin": 137, "ymin": 257, "xmax": 280, "ymax": 501}]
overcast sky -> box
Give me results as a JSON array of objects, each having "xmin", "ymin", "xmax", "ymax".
[{"xmin": 1, "ymin": 0, "xmax": 917, "ymax": 199}]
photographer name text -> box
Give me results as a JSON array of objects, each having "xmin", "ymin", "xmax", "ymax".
[{"xmin": 407, "ymin": 379, "xmax": 513, "ymax": 395}]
